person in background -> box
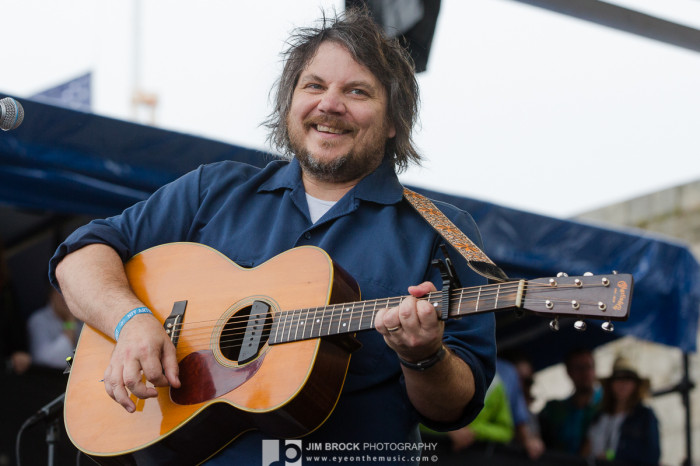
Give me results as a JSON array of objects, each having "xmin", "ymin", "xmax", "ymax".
[
  {"xmin": 498, "ymin": 356, "xmax": 544, "ymax": 460},
  {"xmin": 584, "ymin": 356, "xmax": 660, "ymax": 465},
  {"xmin": 28, "ymin": 287, "xmax": 81, "ymax": 370},
  {"xmin": 445, "ymin": 372, "xmax": 514, "ymax": 450},
  {"xmin": 513, "ymin": 355, "xmax": 536, "ymax": 406},
  {"xmin": 0, "ymin": 242, "xmax": 31, "ymax": 375},
  {"xmin": 538, "ymin": 348, "xmax": 601, "ymax": 455}
]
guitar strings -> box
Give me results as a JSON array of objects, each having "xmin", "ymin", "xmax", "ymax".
[
  {"xmin": 160, "ymin": 282, "xmax": 614, "ymax": 354},
  {"xmin": 170, "ymin": 281, "xmax": 608, "ymax": 348},
  {"xmin": 170, "ymin": 280, "xmax": 607, "ymax": 334}
]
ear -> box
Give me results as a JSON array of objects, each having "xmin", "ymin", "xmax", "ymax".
[{"xmin": 386, "ymin": 121, "xmax": 396, "ymax": 139}]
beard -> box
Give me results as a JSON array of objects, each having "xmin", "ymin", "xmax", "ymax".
[{"xmin": 288, "ymin": 115, "xmax": 388, "ymax": 184}]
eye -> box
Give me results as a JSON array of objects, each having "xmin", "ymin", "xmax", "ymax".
[{"xmin": 349, "ymin": 88, "xmax": 369, "ymax": 97}]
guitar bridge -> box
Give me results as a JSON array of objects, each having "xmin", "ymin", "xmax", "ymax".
[{"xmin": 164, "ymin": 300, "xmax": 188, "ymax": 347}]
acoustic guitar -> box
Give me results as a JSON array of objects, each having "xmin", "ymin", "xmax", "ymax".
[{"xmin": 63, "ymin": 242, "xmax": 632, "ymax": 465}]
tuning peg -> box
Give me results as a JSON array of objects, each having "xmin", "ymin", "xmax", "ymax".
[
  {"xmin": 549, "ymin": 317, "xmax": 560, "ymax": 331},
  {"xmin": 601, "ymin": 321, "xmax": 614, "ymax": 332},
  {"xmin": 574, "ymin": 320, "xmax": 587, "ymax": 331},
  {"xmin": 556, "ymin": 272, "xmax": 569, "ymax": 277},
  {"xmin": 583, "ymin": 272, "xmax": 594, "ymax": 276}
]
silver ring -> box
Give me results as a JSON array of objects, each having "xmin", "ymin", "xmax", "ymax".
[{"xmin": 386, "ymin": 325, "xmax": 401, "ymax": 333}]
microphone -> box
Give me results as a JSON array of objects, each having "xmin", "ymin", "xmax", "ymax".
[
  {"xmin": 24, "ymin": 393, "xmax": 65, "ymax": 428},
  {"xmin": 0, "ymin": 97, "xmax": 25, "ymax": 131}
]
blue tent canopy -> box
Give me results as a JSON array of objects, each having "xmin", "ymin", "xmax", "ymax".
[{"xmin": 1, "ymin": 96, "xmax": 698, "ymax": 367}]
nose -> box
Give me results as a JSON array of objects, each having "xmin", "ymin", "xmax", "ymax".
[{"xmin": 317, "ymin": 90, "xmax": 346, "ymax": 114}]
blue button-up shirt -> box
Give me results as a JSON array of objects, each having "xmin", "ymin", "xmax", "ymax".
[{"xmin": 50, "ymin": 158, "xmax": 495, "ymax": 465}]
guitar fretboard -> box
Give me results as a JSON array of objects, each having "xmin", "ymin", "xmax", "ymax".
[{"xmin": 269, "ymin": 281, "xmax": 524, "ymax": 345}]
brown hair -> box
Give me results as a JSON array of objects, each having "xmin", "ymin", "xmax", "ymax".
[
  {"xmin": 263, "ymin": 7, "xmax": 421, "ymax": 173},
  {"xmin": 600, "ymin": 356, "xmax": 650, "ymax": 414},
  {"xmin": 600, "ymin": 376, "xmax": 648, "ymax": 414}
]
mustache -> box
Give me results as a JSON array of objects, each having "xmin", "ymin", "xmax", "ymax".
[{"xmin": 303, "ymin": 115, "xmax": 355, "ymax": 132}]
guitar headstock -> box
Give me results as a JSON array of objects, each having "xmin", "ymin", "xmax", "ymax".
[{"xmin": 522, "ymin": 273, "xmax": 633, "ymax": 330}]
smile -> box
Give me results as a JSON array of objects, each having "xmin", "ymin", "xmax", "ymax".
[{"xmin": 315, "ymin": 124, "xmax": 351, "ymax": 135}]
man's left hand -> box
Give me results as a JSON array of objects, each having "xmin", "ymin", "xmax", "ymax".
[{"xmin": 374, "ymin": 281, "xmax": 443, "ymax": 363}]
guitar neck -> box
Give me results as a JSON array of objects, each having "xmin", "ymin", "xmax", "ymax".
[{"xmin": 269, "ymin": 281, "xmax": 524, "ymax": 344}]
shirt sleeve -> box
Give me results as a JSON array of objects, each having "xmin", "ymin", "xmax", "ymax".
[
  {"xmin": 49, "ymin": 166, "xmax": 204, "ymax": 291},
  {"xmin": 417, "ymin": 204, "xmax": 497, "ymax": 432}
]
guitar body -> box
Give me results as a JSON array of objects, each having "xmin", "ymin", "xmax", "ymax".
[{"xmin": 64, "ymin": 243, "xmax": 361, "ymax": 465}]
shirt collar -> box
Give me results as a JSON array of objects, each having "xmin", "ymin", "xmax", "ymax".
[{"xmin": 258, "ymin": 157, "xmax": 404, "ymax": 206}]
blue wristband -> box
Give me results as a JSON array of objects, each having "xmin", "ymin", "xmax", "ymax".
[{"xmin": 114, "ymin": 307, "xmax": 153, "ymax": 341}]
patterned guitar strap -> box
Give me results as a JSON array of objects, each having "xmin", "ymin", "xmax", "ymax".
[{"xmin": 403, "ymin": 187, "xmax": 509, "ymax": 283}]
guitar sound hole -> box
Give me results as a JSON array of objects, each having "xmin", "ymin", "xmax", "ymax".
[{"xmin": 219, "ymin": 304, "xmax": 273, "ymax": 364}]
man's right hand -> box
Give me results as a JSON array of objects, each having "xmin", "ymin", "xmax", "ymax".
[
  {"xmin": 56, "ymin": 244, "xmax": 183, "ymax": 413},
  {"xmin": 103, "ymin": 311, "xmax": 181, "ymax": 412}
]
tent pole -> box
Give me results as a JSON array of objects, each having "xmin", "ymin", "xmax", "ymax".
[{"xmin": 682, "ymin": 352, "xmax": 693, "ymax": 466}]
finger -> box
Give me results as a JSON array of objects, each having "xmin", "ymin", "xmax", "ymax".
[
  {"xmin": 161, "ymin": 342, "xmax": 181, "ymax": 388},
  {"xmin": 397, "ymin": 295, "xmax": 420, "ymax": 331},
  {"xmin": 374, "ymin": 307, "xmax": 386, "ymax": 331},
  {"xmin": 375, "ymin": 305, "xmax": 402, "ymax": 335},
  {"xmin": 111, "ymin": 380, "xmax": 136, "ymax": 413},
  {"xmin": 104, "ymin": 366, "xmax": 136, "ymax": 412},
  {"xmin": 408, "ymin": 281, "xmax": 437, "ymax": 298},
  {"xmin": 123, "ymin": 358, "xmax": 157, "ymax": 400},
  {"xmin": 103, "ymin": 366, "xmax": 116, "ymax": 400},
  {"xmin": 416, "ymin": 298, "xmax": 441, "ymax": 329},
  {"xmin": 140, "ymin": 355, "xmax": 170, "ymax": 388}
]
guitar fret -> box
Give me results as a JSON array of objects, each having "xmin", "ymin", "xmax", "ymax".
[
  {"xmin": 277, "ymin": 311, "xmax": 288, "ymax": 344},
  {"xmin": 271, "ymin": 314, "xmax": 280, "ymax": 344},
  {"xmin": 284, "ymin": 310, "xmax": 294, "ymax": 341},
  {"xmin": 339, "ymin": 305, "xmax": 350, "ymax": 333},
  {"xmin": 357, "ymin": 302, "xmax": 366, "ymax": 331},
  {"xmin": 300, "ymin": 308, "xmax": 309, "ymax": 340},
  {"xmin": 494, "ymin": 284, "xmax": 500, "ymax": 309},
  {"xmin": 326, "ymin": 304, "xmax": 334, "ymax": 336},
  {"xmin": 292, "ymin": 309, "xmax": 299, "ymax": 340},
  {"xmin": 313, "ymin": 306, "xmax": 321, "ymax": 338},
  {"xmin": 293, "ymin": 308, "xmax": 300, "ymax": 341},
  {"xmin": 476, "ymin": 287, "xmax": 481, "ymax": 312}
]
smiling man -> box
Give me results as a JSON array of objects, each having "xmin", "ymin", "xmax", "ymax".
[{"xmin": 50, "ymin": 8, "xmax": 495, "ymax": 465}]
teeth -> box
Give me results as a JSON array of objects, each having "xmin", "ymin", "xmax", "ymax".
[{"xmin": 317, "ymin": 125, "xmax": 346, "ymax": 134}]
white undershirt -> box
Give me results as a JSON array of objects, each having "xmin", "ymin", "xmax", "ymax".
[
  {"xmin": 588, "ymin": 412, "xmax": 626, "ymax": 459},
  {"xmin": 305, "ymin": 193, "xmax": 337, "ymax": 223}
]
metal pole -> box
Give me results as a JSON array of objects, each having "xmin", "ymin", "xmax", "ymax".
[
  {"xmin": 507, "ymin": 0, "xmax": 700, "ymax": 54},
  {"xmin": 682, "ymin": 352, "xmax": 693, "ymax": 466}
]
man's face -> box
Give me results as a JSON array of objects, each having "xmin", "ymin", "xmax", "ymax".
[
  {"xmin": 566, "ymin": 353, "xmax": 596, "ymax": 392},
  {"xmin": 287, "ymin": 41, "xmax": 396, "ymax": 184}
]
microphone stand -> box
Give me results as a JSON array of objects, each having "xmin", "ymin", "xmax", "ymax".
[
  {"xmin": 45, "ymin": 413, "xmax": 60, "ymax": 466},
  {"xmin": 16, "ymin": 393, "xmax": 65, "ymax": 466}
]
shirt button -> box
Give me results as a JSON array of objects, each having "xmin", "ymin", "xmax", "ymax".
[{"xmin": 304, "ymin": 232, "xmax": 311, "ymax": 240}]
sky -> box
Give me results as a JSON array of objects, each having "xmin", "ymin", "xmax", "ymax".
[{"xmin": 2, "ymin": 0, "xmax": 700, "ymax": 218}]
